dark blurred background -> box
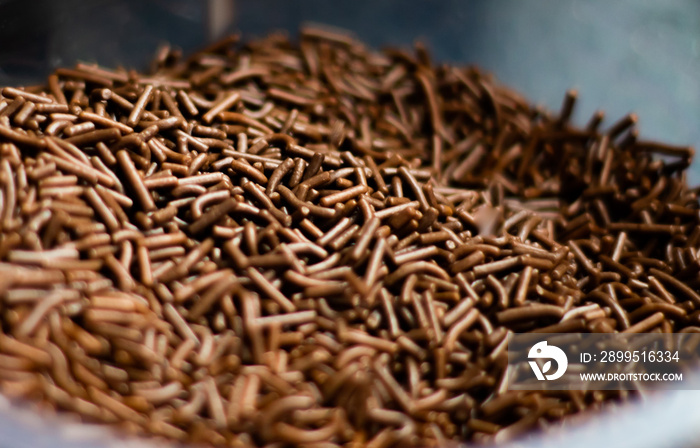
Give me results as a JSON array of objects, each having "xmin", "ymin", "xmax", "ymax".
[{"xmin": 0, "ymin": 0, "xmax": 697, "ymax": 183}]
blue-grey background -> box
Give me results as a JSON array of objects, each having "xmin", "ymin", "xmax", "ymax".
[{"xmin": 0, "ymin": 1, "xmax": 699, "ymax": 447}]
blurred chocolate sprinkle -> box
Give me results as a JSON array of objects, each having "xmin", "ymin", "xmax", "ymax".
[{"xmin": 0, "ymin": 25, "xmax": 698, "ymax": 447}]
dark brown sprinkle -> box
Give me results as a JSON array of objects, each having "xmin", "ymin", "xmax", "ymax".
[{"xmin": 0, "ymin": 26, "xmax": 698, "ymax": 447}]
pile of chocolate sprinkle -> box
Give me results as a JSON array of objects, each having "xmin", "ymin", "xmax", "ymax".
[{"xmin": 0, "ymin": 26, "xmax": 698, "ymax": 447}]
